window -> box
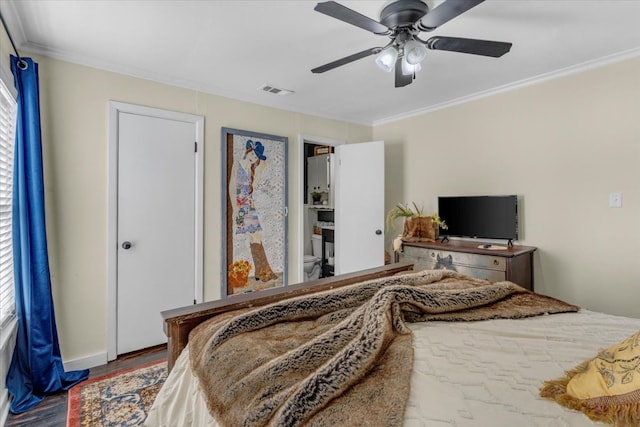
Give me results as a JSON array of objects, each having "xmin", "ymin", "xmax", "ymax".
[{"xmin": 0, "ymin": 73, "xmax": 16, "ymax": 329}]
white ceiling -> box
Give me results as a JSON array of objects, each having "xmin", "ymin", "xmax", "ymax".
[{"xmin": 3, "ymin": 0, "xmax": 640, "ymax": 125}]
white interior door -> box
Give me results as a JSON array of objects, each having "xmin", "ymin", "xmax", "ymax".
[
  {"xmin": 111, "ymin": 106, "xmax": 202, "ymax": 356},
  {"xmin": 334, "ymin": 141, "xmax": 385, "ymax": 275}
]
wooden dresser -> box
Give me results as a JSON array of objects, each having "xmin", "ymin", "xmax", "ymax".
[{"xmin": 398, "ymin": 240, "xmax": 537, "ymax": 291}]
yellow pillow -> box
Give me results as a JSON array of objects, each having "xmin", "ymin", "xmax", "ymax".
[{"xmin": 541, "ymin": 330, "xmax": 640, "ymax": 426}]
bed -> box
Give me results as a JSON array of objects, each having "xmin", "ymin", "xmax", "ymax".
[{"xmin": 147, "ymin": 263, "xmax": 640, "ymax": 427}]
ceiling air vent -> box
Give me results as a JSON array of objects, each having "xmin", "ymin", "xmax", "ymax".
[{"xmin": 258, "ymin": 84, "xmax": 294, "ymax": 96}]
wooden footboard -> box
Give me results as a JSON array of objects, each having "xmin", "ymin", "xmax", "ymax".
[{"xmin": 161, "ymin": 263, "xmax": 414, "ymax": 370}]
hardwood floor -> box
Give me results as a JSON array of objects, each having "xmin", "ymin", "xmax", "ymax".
[{"xmin": 5, "ymin": 345, "xmax": 167, "ymax": 427}]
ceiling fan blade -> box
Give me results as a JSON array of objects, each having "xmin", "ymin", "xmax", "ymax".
[
  {"xmin": 314, "ymin": 1, "xmax": 390, "ymax": 35},
  {"xmin": 311, "ymin": 47, "xmax": 382, "ymax": 73},
  {"xmin": 395, "ymin": 58, "xmax": 413, "ymax": 88},
  {"xmin": 419, "ymin": 0, "xmax": 485, "ymax": 31},
  {"xmin": 426, "ymin": 36, "xmax": 512, "ymax": 57}
]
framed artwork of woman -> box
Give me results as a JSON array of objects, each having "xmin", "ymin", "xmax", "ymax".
[{"xmin": 221, "ymin": 128, "xmax": 288, "ymax": 296}]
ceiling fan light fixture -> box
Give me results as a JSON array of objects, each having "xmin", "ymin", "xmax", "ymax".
[
  {"xmin": 403, "ymin": 39, "xmax": 427, "ymax": 65},
  {"xmin": 375, "ymin": 46, "xmax": 398, "ymax": 72},
  {"xmin": 401, "ymin": 58, "xmax": 422, "ymax": 75}
]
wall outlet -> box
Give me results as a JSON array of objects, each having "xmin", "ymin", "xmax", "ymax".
[{"xmin": 609, "ymin": 192, "xmax": 622, "ymax": 208}]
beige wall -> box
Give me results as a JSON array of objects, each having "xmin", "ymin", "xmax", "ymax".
[
  {"xmin": 376, "ymin": 56, "xmax": 640, "ymax": 319},
  {"xmin": 16, "ymin": 51, "xmax": 640, "ymax": 365},
  {"xmin": 35, "ymin": 55, "xmax": 372, "ymax": 364}
]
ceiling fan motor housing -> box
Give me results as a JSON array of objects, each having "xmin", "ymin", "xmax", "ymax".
[{"xmin": 379, "ymin": 0, "xmax": 429, "ymax": 28}]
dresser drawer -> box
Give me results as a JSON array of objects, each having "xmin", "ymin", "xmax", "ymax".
[
  {"xmin": 401, "ymin": 246, "xmax": 437, "ymax": 271},
  {"xmin": 402, "ymin": 246, "xmax": 506, "ymax": 271},
  {"xmin": 441, "ymin": 250, "xmax": 506, "ymax": 271},
  {"xmin": 453, "ymin": 265, "xmax": 506, "ymax": 282}
]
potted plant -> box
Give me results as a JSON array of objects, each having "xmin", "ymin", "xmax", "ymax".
[{"xmin": 386, "ymin": 202, "xmax": 447, "ymax": 241}]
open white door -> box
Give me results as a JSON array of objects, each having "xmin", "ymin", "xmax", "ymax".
[{"xmin": 334, "ymin": 141, "xmax": 385, "ymax": 275}]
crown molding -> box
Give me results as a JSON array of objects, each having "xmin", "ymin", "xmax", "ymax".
[
  {"xmin": 16, "ymin": 36, "xmax": 640, "ymax": 129},
  {"xmin": 373, "ymin": 47, "xmax": 640, "ymax": 127}
]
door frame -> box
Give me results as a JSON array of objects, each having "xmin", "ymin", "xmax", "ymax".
[
  {"xmin": 296, "ymin": 134, "xmax": 344, "ymax": 283},
  {"xmin": 107, "ymin": 101, "xmax": 204, "ymax": 360}
]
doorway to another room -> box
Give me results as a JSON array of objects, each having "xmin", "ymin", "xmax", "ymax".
[
  {"xmin": 298, "ymin": 136, "xmax": 386, "ymax": 284},
  {"xmin": 302, "ymin": 140, "xmax": 337, "ymax": 282}
]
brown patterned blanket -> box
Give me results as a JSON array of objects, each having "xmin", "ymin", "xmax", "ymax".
[{"xmin": 189, "ymin": 270, "xmax": 579, "ymax": 427}]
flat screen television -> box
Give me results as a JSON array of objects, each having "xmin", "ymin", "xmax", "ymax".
[{"xmin": 438, "ymin": 195, "xmax": 519, "ymax": 241}]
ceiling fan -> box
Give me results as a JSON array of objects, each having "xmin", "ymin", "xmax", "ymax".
[{"xmin": 311, "ymin": 0, "xmax": 512, "ymax": 87}]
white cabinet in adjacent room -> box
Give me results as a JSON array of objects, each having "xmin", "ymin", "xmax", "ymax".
[{"xmin": 307, "ymin": 154, "xmax": 334, "ymax": 207}]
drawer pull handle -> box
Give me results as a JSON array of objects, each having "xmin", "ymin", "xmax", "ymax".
[{"xmin": 493, "ymin": 259, "xmax": 499, "ymax": 266}]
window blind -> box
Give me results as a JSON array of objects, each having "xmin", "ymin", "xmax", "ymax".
[{"xmin": 0, "ymin": 77, "xmax": 16, "ymax": 329}]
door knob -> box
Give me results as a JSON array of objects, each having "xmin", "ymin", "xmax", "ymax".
[
  {"xmin": 122, "ymin": 241, "xmax": 132, "ymax": 250},
  {"xmin": 375, "ymin": 229, "xmax": 382, "ymax": 235}
]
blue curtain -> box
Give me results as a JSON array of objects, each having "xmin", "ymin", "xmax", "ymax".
[{"xmin": 5, "ymin": 56, "xmax": 88, "ymax": 414}]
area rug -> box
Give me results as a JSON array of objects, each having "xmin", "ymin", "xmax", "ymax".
[{"xmin": 66, "ymin": 359, "xmax": 167, "ymax": 427}]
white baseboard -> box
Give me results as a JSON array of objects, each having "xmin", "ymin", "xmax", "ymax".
[{"xmin": 63, "ymin": 352, "xmax": 108, "ymax": 372}]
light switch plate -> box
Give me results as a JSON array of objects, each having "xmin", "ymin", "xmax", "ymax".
[{"xmin": 609, "ymin": 192, "xmax": 622, "ymax": 208}]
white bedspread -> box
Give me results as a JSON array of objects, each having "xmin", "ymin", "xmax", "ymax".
[{"xmin": 146, "ymin": 310, "xmax": 640, "ymax": 426}]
